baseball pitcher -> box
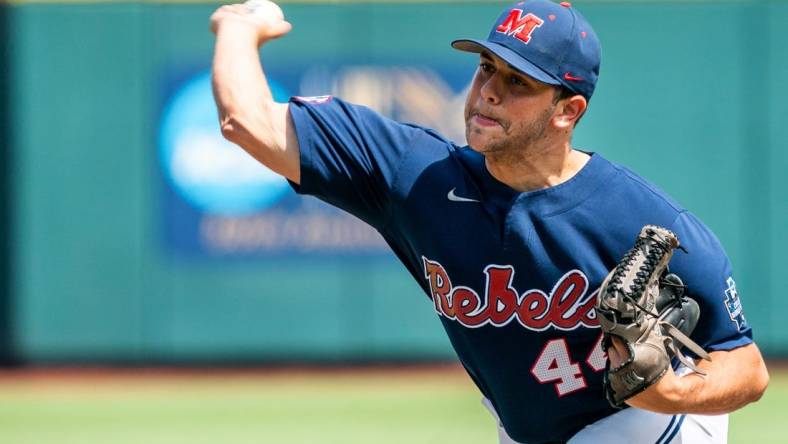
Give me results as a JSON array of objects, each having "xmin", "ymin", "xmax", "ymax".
[{"xmin": 209, "ymin": 1, "xmax": 769, "ymax": 442}]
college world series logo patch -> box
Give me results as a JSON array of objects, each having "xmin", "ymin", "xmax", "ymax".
[{"xmin": 724, "ymin": 276, "xmax": 746, "ymax": 331}]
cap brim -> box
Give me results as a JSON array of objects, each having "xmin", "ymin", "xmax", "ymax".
[{"xmin": 451, "ymin": 39, "xmax": 560, "ymax": 86}]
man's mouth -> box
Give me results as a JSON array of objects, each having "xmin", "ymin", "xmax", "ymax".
[{"xmin": 471, "ymin": 112, "xmax": 501, "ymax": 128}]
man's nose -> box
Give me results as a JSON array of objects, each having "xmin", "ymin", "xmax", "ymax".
[{"xmin": 480, "ymin": 75, "xmax": 502, "ymax": 105}]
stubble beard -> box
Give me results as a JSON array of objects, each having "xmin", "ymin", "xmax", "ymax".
[{"xmin": 465, "ymin": 105, "xmax": 555, "ymax": 165}]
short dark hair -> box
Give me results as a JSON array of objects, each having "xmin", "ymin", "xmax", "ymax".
[
  {"xmin": 552, "ymin": 86, "xmax": 576, "ymax": 104},
  {"xmin": 552, "ymin": 86, "xmax": 587, "ymax": 126}
]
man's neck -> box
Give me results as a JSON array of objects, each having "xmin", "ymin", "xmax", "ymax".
[{"xmin": 484, "ymin": 144, "xmax": 591, "ymax": 193}]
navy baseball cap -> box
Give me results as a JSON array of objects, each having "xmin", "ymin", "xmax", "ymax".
[{"xmin": 452, "ymin": 0, "xmax": 601, "ymax": 99}]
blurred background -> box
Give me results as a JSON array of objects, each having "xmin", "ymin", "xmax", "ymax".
[{"xmin": 0, "ymin": 0, "xmax": 786, "ymax": 443}]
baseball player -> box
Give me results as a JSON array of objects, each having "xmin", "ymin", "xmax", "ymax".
[{"xmin": 209, "ymin": 1, "xmax": 769, "ymax": 442}]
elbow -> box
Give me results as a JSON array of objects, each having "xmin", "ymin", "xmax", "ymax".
[
  {"xmin": 738, "ymin": 350, "xmax": 770, "ymax": 408},
  {"xmin": 219, "ymin": 114, "xmax": 248, "ymax": 144},
  {"xmin": 749, "ymin": 364, "xmax": 770, "ymax": 403}
]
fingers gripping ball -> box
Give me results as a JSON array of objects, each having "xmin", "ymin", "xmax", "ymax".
[
  {"xmin": 240, "ymin": 0, "xmax": 292, "ymax": 44},
  {"xmin": 596, "ymin": 225, "xmax": 711, "ymax": 408},
  {"xmin": 244, "ymin": 0, "xmax": 284, "ymax": 20},
  {"xmin": 210, "ymin": 1, "xmax": 290, "ymax": 42}
]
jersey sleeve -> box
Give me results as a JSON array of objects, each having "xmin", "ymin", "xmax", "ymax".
[
  {"xmin": 288, "ymin": 96, "xmax": 431, "ymax": 229},
  {"xmin": 668, "ymin": 211, "xmax": 752, "ymax": 353}
]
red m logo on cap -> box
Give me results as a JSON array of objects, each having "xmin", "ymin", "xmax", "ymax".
[{"xmin": 496, "ymin": 9, "xmax": 544, "ymax": 44}]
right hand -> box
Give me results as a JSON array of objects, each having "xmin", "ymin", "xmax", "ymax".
[{"xmin": 210, "ymin": 1, "xmax": 292, "ymax": 46}]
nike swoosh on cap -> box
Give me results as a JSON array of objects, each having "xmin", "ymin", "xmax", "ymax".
[
  {"xmin": 563, "ymin": 72, "xmax": 584, "ymax": 82},
  {"xmin": 447, "ymin": 188, "xmax": 480, "ymax": 203}
]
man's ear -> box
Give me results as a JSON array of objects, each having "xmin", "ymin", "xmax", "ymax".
[{"xmin": 554, "ymin": 95, "xmax": 587, "ymax": 129}]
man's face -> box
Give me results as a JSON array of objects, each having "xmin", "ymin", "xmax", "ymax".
[{"xmin": 464, "ymin": 52, "xmax": 559, "ymax": 157}]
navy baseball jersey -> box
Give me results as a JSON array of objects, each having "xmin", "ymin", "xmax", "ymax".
[{"xmin": 287, "ymin": 97, "xmax": 752, "ymax": 444}]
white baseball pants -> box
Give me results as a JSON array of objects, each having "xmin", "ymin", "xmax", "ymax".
[{"xmin": 483, "ymin": 398, "xmax": 728, "ymax": 444}]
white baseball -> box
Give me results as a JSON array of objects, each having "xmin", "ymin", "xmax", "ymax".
[{"xmin": 244, "ymin": 0, "xmax": 285, "ymax": 21}]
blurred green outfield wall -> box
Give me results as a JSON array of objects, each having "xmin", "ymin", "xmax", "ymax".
[
  {"xmin": 0, "ymin": 5, "xmax": 13, "ymax": 365},
  {"xmin": 5, "ymin": 1, "xmax": 787, "ymax": 364}
]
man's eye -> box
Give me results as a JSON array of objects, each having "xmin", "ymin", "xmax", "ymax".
[
  {"xmin": 511, "ymin": 76, "xmax": 526, "ymax": 86},
  {"xmin": 479, "ymin": 62, "xmax": 494, "ymax": 72}
]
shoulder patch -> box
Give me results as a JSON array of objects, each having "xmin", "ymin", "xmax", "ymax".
[{"xmin": 723, "ymin": 277, "xmax": 746, "ymax": 331}]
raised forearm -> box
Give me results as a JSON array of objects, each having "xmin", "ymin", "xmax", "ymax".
[
  {"xmin": 212, "ymin": 26, "xmax": 283, "ymax": 152},
  {"xmin": 209, "ymin": 1, "xmax": 299, "ymax": 182}
]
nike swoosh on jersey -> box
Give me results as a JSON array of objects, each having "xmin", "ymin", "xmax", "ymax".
[{"xmin": 447, "ymin": 188, "xmax": 480, "ymax": 203}]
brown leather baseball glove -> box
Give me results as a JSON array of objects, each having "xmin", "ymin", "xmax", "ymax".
[{"xmin": 596, "ymin": 225, "xmax": 712, "ymax": 408}]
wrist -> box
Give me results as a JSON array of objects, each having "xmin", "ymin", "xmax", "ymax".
[
  {"xmin": 665, "ymin": 374, "xmax": 689, "ymax": 407},
  {"xmin": 654, "ymin": 371, "xmax": 699, "ymax": 414},
  {"xmin": 668, "ymin": 372, "xmax": 702, "ymax": 410},
  {"xmin": 625, "ymin": 369, "xmax": 695, "ymax": 414},
  {"xmin": 216, "ymin": 22, "xmax": 266, "ymax": 48}
]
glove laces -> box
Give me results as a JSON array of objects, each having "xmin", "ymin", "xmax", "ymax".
[{"xmin": 607, "ymin": 227, "xmax": 686, "ymax": 323}]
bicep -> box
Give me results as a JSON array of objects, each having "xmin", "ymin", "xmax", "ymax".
[
  {"xmin": 268, "ymin": 102, "xmax": 301, "ymax": 184},
  {"xmin": 286, "ymin": 98, "xmax": 433, "ymax": 229},
  {"xmin": 224, "ymin": 101, "xmax": 301, "ymax": 184}
]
